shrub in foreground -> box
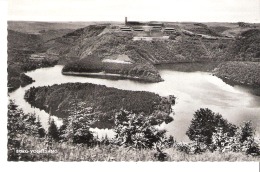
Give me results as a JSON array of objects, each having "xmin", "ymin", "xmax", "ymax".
[
  {"xmin": 186, "ymin": 108, "xmax": 237, "ymax": 146},
  {"xmin": 114, "ymin": 110, "xmax": 174, "ymax": 150},
  {"xmin": 211, "ymin": 122, "xmax": 260, "ymax": 156},
  {"xmin": 185, "ymin": 108, "xmax": 259, "ymax": 156}
]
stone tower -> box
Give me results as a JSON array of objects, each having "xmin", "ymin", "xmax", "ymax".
[{"xmin": 125, "ymin": 17, "xmax": 127, "ymax": 25}]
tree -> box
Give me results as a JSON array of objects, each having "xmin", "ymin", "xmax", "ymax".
[
  {"xmin": 7, "ymin": 100, "xmax": 45, "ymax": 161},
  {"xmin": 48, "ymin": 119, "xmax": 59, "ymax": 142},
  {"xmin": 186, "ymin": 108, "xmax": 237, "ymax": 146},
  {"xmin": 63, "ymin": 114, "xmax": 94, "ymax": 145},
  {"xmin": 238, "ymin": 121, "xmax": 254, "ymax": 143},
  {"xmin": 8, "ymin": 100, "xmax": 23, "ymax": 161},
  {"xmin": 36, "ymin": 116, "xmax": 45, "ymax": 138},
  {"xmin": 114, "ymin": 110, "xmax": 168, "ymax": 149},
  {"xmin": 58, "ymin": 122, "xmax": 67, "ymax": 142},
  {"xmin": 8, "ymin": 100, "xmax": 40, "ymax": 137},
  {"xmin": 63, "ymin": 98, "xmax": 94, "ymax": 145}
]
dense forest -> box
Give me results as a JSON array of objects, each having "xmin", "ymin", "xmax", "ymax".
[
  {"xmin": 24, "ymin": 83, "xmax": 174, "ymax": 128},
  {"xmin": 62, "ymin": 57, "xmax": 163, "ymax": 82},
  {"xmin": 228, "ymin": 29, "xmax": 260, "ymax": 61},
  {"xmin": 214, "ymin": 61, "xmax": 260, "ymax": 87}
]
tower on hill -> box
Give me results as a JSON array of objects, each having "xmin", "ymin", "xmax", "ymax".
[{"xmin": 125, "ymin": 17, "xmax": 128, "ymax": 25}]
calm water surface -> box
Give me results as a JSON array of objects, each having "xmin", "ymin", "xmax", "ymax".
[{"xmin": 9, "ymin": 65, "xmax": 260, "ymax": 141}]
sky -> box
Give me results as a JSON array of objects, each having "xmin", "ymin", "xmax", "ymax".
[{"xmin": 7, "ymin": 0, "xmax": 260, "ymax": 23}]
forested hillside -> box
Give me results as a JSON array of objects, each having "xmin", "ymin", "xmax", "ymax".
[
  {"xmin": 24, "ymin": 83, "xmax": 174, "ymax": 128},
  {"xmin": 7, "ymin": 24, "xmax": 78, "ymax": 92},
  {"xmin": 228, "ymin": 29, "xmax": 260, "ymax": 61},
  {"xmin": 214, "ymin": 61, "xmax": 260, "ymax": 87}
]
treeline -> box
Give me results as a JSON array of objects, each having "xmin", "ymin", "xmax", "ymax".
[
  {"xmin": 7, "ymin": 101, "xmax": 260, "ymax": 161},
  {"xmin": 24, "ymin": 83, "xmax": 174, "ymax": 128}
]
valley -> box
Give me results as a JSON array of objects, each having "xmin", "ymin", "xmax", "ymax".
[{"xmin": 7, "ymin": 21, "xmax": 260, "ymax": 161}]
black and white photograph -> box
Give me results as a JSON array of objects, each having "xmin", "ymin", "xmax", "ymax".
[{"xmin": 3, "ymin": 0, "xmax": 260, "ymax": 164}]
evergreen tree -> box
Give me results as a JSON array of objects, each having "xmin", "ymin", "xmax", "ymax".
[
  {"xmin": 36, "ymin": 115, "xmax": 45, "ymax": 138},
  {"xmin": 239, "ymin": 121, "xmax": 254, "ymax": 143},
  {"xmin": 58, "ymin": 122, "xmax": 67, "ymax": 142},
  {"xmin": 64, "ymin": 114, "xmax": 93, "ymax": 145},
  {"xmin": 48, "ymin": 119, "xmax": 59, "ymax": 142}
]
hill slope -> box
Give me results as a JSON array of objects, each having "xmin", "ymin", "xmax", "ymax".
[{"xmin": 43, "ymin": 24, "xmax": 235, "ymax": 82}]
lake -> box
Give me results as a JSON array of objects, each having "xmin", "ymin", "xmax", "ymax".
[{"xmin": 9, "ymin": 64, "xmax": 260, "ymax": 141}]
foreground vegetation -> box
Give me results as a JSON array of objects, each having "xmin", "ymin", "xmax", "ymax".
[
  {"xmin": 8, "ymin": 100, "xmax": 260, "ymax": 161},
  {"xmin": 9, "ymin": 136, "xmax": 259, "ymax": 161}
]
